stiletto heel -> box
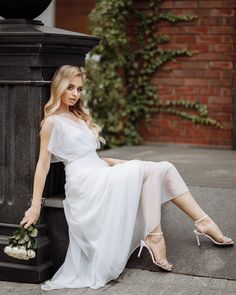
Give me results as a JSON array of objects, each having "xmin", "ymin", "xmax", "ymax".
[
  {"xmin": 194, "ymin": 215, "xmax": 234, "ymax": 246},
  {"xmin": 137, "ymin": 232, "xmax": 173, "ymax": 271},
  {"xmin": 194, "ymin": 230, "xmax": 201, "ymax": 246},
  {"xmin": 137, "ymin": 240, "xmax": 145, "ymax": 257}
]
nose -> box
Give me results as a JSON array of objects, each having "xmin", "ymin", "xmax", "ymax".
[{"xmin": 72, "ymin": 88, "xmax": 79, "ymax": 96}]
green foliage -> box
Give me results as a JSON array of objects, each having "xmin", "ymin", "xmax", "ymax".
[
  {"xmin": 85, "ymin": 0, "xmax": 221, "ymax": 148},
  {"xmin": 9, "ymin": 225, "xmax": 38, "ymax": 250}
]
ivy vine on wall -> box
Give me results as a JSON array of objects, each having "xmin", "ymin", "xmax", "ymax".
[{"xmin": 85, "ymin": 0, "xmax": 221, "ymax": 148}]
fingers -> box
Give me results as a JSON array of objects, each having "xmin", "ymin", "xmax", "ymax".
[
  {"xmin": 20, "ymin": 216, "xmax": 37, "ymax": 229},
  {"xmin": 20, "ymin": 207, "xmax": 40, "ymax": 228}
]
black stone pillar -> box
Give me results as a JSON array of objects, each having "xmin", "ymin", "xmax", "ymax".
[{"xmin": 0, "ymin": 20, "xmax": 99, "ymax": 283}]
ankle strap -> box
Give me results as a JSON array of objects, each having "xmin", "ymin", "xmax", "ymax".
[
  {"xmin": 147, "ymin": 232, "xmax": 163, "ymax": 236},
  {"xmin": 195, "ymin": 215, "xmax": 208, "ymax": 226}
]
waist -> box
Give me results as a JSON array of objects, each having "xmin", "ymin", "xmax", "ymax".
[{"xmin": 64, "ymin": 150, "xmax": 101, "ymax": 167}]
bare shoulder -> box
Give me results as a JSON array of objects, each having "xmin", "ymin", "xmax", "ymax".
[{"xmin": 40, "ymin": 115, "xmax": 55, "ymax": 137}]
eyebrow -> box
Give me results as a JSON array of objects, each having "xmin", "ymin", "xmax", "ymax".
[{"xmin": 69, "ymin": 83, "xmax": 83, "ymax": 87}]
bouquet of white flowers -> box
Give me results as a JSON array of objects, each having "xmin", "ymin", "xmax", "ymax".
[{"xmin": 4, "ymin": 225, "xmax": 38, "ymax": 260}]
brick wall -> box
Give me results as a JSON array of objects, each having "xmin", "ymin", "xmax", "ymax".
[
  {"xmin": 56, "ymin": 0, "xmax": 236, "ymax": 148},
  {"xmin": 56, "ymin": 0, "xmax": 95, "ymax": 34},
  {"xmin": 139, "ymin": 0, "xmax": 236, "ymax": 148}
]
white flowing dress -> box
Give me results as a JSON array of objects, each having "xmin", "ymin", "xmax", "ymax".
[{"xmin": 41, "ymin": 114, "xmax": 189, "ymax": 290}]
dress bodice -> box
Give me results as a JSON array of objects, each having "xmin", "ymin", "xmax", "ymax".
[{"xmin": 47, "ymin": 114, "xmax": 100, "ymax": 165}]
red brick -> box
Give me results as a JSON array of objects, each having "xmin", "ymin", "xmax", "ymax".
[
  {"xmin": 158, "ymin": 27, "xmax": 189, "ymax": 35},
  {"xmin": 153, "ymin": 77, "xmax": 185, "ymax": 85},
  {"xmin": 198, "ymin": 95, "xmax": 208, "ymax": 103},
  {"xmin": 208, "ymin": 103, "xmax": 233, "ymax": 112},
  {"xmin": 199, "ymin": 1, "xmax": 224, "ymax": 8},
  {"xmin": 174, "ymin": 36, "xmax": 197, "ymax": 43},
  {"xmin": 208, "ymin": 79, "xmax": 233, "ymax": 87},
  {"xmin": 159, "ymin": 44, "xmax": 185, "ymax": 50},
  {"xmin": 184, "ymin": 78, "xmax": 209, "ymax": 86},
  {"xmin": 208, "ymin": 26, "xmax": 235, "ymax": 34},
  {"xmin": 185, "ymin": 26, "xmax": 209, "ymax": 34},
  {"xmin": 199, "ymin": 87, "xmax": 221, "ymax": 95},
  {"xmin": 224, "ymin": 17, "xmax": 236, "ymax": 26},
  {"xmin": 208, "ymin": 96, "xmax": 233, "ymax": 104},
  {"xmin": 168, "ymin": 8, "xmax": 196, "ymax": 15},
  {"xmin": 209, "ymin": 61, "xmax": 233, "ymax": 69},
  {"xmin": 180, "ymin": 61, "xmax": 209, "ymax": 69},
  {"xmin": 224, "ymin": 36, "xmax": 236, "ymax": 43},
  {"xmin": 173, "ymin": 86, "xmax": 199, "ymax": 95},
  {"xmin": 171, "ymin": 69, "xmax": 203, "ymax": 78},
  {"xmin": 200, "ymin": 17, "xmax": 224, "ymax": 26},
  {"xmin": 159, "ymin": 0, "xmax": 175, "ymax": 8},
  {"xmin": 221, "ymin": 87, "xmax": 234, "ymax": 96},
  {"xmin": 213, "ymin": 114, "xmax": 232, "ymax": 123},
  {"xmin": 187, "ymin": 44, "xmax": 209, "ymax": 52},
  {"xmin": 189, "ymin": 53, "xmax": 223, "ymax": 61},
  {"xmin": 156, "ymin": 70, "xmax": 172, "ymax": 78},
  {"xmin": 224, "ymin": 0, "xmax": 236, "ymax": 7},
  {"xmin": 174, "ymin": 1, "xmax": 198, "ymax": 8},
  {"xmin": 210, "ymin": 44, "xmax": 234, "ymax": 52},
  {"xmin": 198, "ymin": 8, "xmax": 235, "ymax": 17},
  {"xmin": 164, "ymin": 61, "xmax": 183, "ymax": 69},
  {"xmin": 204, "ymin": 70, "xmax": 222, "ymax": 78},
  {"xmin": 156, "ymin": 86, "xmax": 174, "ymax": 95},
  {"xmin": 221, "ymin": 71, "xmax": 234, "ymax": 79},
  {"xmin": 197, "ymin": 36, "xmax": 224, "ymax": 43}
]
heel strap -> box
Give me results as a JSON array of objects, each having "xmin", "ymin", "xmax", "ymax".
[
  {"xmin": 147, "ymin": 232, "xmax": 163, "ymax": 236},
  {"xmin": 195, "ymin": 215, "xmax": 208, "ymax": 226}
]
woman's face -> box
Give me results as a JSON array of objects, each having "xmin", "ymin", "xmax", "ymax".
[{"xmin": 60, "ymin": 75, "xmax": 83, "ymax": 107}]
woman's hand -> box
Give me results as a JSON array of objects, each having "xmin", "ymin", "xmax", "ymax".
[{"xmin": 20, "ymin": 206, "xmax": 40, "ymax": 229}]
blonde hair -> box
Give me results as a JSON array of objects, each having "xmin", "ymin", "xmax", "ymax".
[{"xmin": 41, "ymin": 65, "xmax": 105, "ymax": 144}]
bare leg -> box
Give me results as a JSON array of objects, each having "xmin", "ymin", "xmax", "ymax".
[
  {"xmin": 171, "ymin": 191, "xmax": 230, "ymax": 243},
  {"xmin": 145, "ymin": 224, "xmax": 173, "ymax": 270}
]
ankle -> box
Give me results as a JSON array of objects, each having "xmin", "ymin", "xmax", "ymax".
[
  {"xmin": 195, "ymin": 215, "xmax": 212, "ymax": 227},
  {"xmin": 146, "ymin": 234, "xmax": 163, "ymax": 244}
]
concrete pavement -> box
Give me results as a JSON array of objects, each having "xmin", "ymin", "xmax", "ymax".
[{"xmin": 1, "ymin": 268, "xmax": 236, "ymax": 294}]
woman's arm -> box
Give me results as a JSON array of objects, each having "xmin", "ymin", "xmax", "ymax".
[
  {"xmin": 101, "ymin": 157, "xmax": 127, "ymax": 166},
  {"xmin": 20, "ymin": 117, "xmax": 54, "ymax": 229}
]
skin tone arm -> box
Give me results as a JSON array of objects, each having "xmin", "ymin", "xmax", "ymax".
[
  {"xmin": 101, "ymin": 158, "xmax": 127, "ymax": 166},
  {"xmin": 20, "ymin": 117, "xmax": 54, "ymax": 229}
]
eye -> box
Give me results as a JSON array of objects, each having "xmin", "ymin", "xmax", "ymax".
[
  {"xmin": 67, "ymin": 85, "xmax": 74, "ymax": 91},
  {"xmin": 78, "ymin": 87, "xmax": 83, "ymax": 92}
]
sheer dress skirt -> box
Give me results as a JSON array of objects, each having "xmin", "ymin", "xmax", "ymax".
[{"xmin": 41, "ymin": 159, "xmax": 189, "ymax": 290}]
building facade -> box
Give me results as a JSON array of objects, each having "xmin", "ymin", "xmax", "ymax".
[{"xmin": 46, "ymin": 0, "xmax": 236, "ymax": 148}]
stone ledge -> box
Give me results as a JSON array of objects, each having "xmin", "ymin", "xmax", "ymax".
[{"xmin": 43, "ymin": 195, "xmax": 65, "ymax": 209}]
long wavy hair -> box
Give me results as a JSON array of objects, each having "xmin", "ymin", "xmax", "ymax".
[{"xmin": 41, "ymin": 65, "xmax": 105, "ymax": 144}]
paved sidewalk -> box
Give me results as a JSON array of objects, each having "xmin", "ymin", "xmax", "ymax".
[
  {"xmin": 1, "ymin": 268, "xmax": 236, "ymax": 294},
  {"xmin": 1, "ymin": 144, "xmax": 236, "ymax": 294}
]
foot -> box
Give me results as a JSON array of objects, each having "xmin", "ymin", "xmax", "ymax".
[
  {"xmin": 145, "ymin": 233, "xmax": 173, "ymax": 271},
  {"xmin": 195, "ymin": 216, "xmax": 233, "ymax": 244}
]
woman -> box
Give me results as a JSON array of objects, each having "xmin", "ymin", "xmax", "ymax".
[{"xmin": 20, "ymin": 65, "xmax": 234, "ymax": 291}]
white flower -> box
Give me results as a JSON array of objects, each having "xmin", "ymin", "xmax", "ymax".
[
  {"xmin": 4, "ymin": 225, "xmax": 38, "ymax": 260},
  {"xmin": 27, "ymin": 250, "xmax": 36, "ymax": 259},
  {"xmin": 7, "ymin": 246, "xmax": 29, "ymax": 260},
  {"xmin": 4, "ymin": 246, "xmax": 12, "ymax": 254}
]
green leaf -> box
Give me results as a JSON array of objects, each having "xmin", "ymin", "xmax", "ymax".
[
  {"xmin": 18, "ymin": 239, "xmax": 25, "ymax": 245},
  {"xmin": 30, "ymin": 229, "xmax": 38, "ymax": 238}
]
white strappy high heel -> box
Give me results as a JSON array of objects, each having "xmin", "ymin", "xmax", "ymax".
[
  {"xmin": 137, "ymin": 232, "xmax": 173, "ymax": 271},
  {"xmin": 194, "ymin": 215, "xmax": 234, "ymax": 246}
]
